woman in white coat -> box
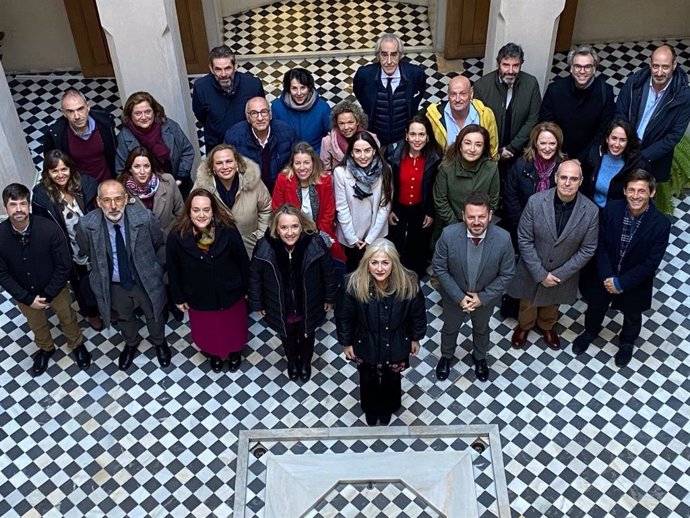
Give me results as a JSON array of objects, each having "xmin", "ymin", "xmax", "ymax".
[{"xmin": 333, "ymin": 131, "xmax": 392, "ymax": 272}]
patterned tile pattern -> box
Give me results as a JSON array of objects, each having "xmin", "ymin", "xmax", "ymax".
[
  {"xmin": 2, "ymin": 22, "xmax": 690, "ymax": 518},
  {"xmin": 241, "ymin": 436, "xmax": 501, "ymax": 517},
  {"xmin": 225, "ymin": 0, "xmax": 433, "ymax": 56}
]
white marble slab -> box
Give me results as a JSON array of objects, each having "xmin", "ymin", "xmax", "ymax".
[{"xmin": 264, "ymin": 450, "xmax": 478, "ymax": 518}]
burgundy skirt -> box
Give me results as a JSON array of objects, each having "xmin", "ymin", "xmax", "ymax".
[{"xmin": 188, "ymin": 298, "xmax": 248, "ymax": 358}]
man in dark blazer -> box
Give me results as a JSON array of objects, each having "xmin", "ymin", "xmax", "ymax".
[
  {"xmin": 432, "ymin": 191, "xmax": 515, "ymax": 382},
  {"xmin": 509, "ymin": 160, "xmax": 599, "ymax": 350},
  {"xmin": 76, "ymin": 180, "xmax": 169, "ymax": 371},
  {"xmin": 0, "ymin": 184, "xmax": 91, "ymax": 376},
  {"xmin": 539, "ymin": 46, "xmax": 614, "ymax": 159},
  {"xmin": 574, "ymin": 170, "xmax": 670, "ymax": 367},
  {"xmin": 353, "ymin": 33, "xmax": 426, "ymax": 146}
]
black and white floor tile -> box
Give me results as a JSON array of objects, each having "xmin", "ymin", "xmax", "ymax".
[
  {"xmin": 225, "ymin": 0, "xmax": 433, "ymax": 56},
  {"xmin": 2, "ymin": 6, "xmax": 690, "ymax": 514}
]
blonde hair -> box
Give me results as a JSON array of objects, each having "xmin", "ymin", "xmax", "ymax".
[
  {"xmin": 347, "ymin": 238, "xmax": 419, "ymax": 302},
  {"xmin": 281, "ymin": 142, "xmax": 325, "ymax": 185},
  {"xmin": 268, "ymin": 203, "xmax": 317, "ymax": 238}
]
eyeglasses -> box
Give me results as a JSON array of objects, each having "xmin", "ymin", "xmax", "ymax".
[
  {"xmin": 572, "ymin": 64, "xmax": 595, "ymax": 72},
  {"xmin": 247, "ymin": 109, "xmax": 270, "ymax": 120},
  {"xmin": 99, "ymin": 196, "xmax": 126, "ymax": 205}
]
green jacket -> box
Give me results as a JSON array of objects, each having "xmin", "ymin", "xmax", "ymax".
[
  {"xmin": 473, "ymin": 70, "xmax": 541, "ymax": 156},
  {"xmin": 433, "ymin": 156, "xmax": 500, "ymax": 226}
]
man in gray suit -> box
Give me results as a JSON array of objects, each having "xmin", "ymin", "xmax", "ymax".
[
  {"xmin": 76, "ymin": 180, "xmax": 170, "ymax": 371},
  {"xmin": 432, "ymin": 191, "xmax": 515, "ymax": 381},
  {"xmin": 509, "ymin": 160, "xmax": 598, "ymax": 350}
]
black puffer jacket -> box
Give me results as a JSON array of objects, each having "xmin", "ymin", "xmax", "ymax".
[
  {"xmin": 249, "ymin": 231, "xmax": 336, "ymax": 336},
  {"xmin": 335, "ymin": 277, "xmax": 426, "ymax": 366}
]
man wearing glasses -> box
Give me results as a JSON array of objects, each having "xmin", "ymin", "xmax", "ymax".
[
  {"xmin": 353, "ymin": 33, "xmax": 427, "ymax": 146},
  {"xmin": 539, "ymin": 45, "xmax": 615, "ymax": 158},
  {"xmin": 76, "ymin": 180, "xmax": 170, "ymax": 371},
  {"xmin": 224, "ymin": 97, "xmax": 296, "ymax": 192}
]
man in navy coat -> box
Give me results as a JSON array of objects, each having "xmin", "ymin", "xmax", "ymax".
[
  {"xmin": 616, "ymin": 44, "xmax": 690, "ymax": 184},
  {"xmin": 574, "ymin": 169, "xmax": 671, "ymax": 367},
  {"xmin": 353, "ymin": 33, "xmax": 426, "ymax": 146},
  {"xmin": 192, "ymin": 45, "xmax": 265, "ymax": 152}
]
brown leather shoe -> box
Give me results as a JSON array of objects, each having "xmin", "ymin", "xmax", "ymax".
[
  {"xmin": 538, "ymin": 327, "xmax": 561, "ymax": 350},
  {"xmin": 511, "ymin": 326, "xmax": 529, "ymax": 349},
  {"xmin": 87, "ymin": 315, "xmax": 103, "ymax": 331}
]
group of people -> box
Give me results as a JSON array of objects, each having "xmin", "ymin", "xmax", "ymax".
[{"xmin": 0, "ymin": 34, "xmax": 685, "ymax": 426}]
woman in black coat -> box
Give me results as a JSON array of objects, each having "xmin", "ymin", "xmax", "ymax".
[
  {"xmin": 249, "ymin": 204, "xmax": 336, "ymax": 382},
  {"xmin": 32, "ymin": 149, "xmax": 101, "ymax": 329},
  {"xmin": 580, "ymin": 118, "xmax": 649, "ymax": 208},
  {"xmin": 386, "ymin": 115, "xmax": 442, "ymax": 277},
  {"xmin": 503, "ymin": 121, "xmax": 567, "ymax": 240},
  {"xmin": 166, "ymin": 188, "xmax": 250, "ymax": 373},
  {"xmin": 335, "ymin": 238, "xmax": 426, "ymax": 426},
  {"xmin": 501, "ymin": 122, "xmax": 566, "ymax": 318}
]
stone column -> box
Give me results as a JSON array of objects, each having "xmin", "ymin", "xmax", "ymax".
[
  {"xmin": 484, "ymin": 0, "xmax": 566, "ymax": 94},
  {"xmin": 0, "ymin": 60, "xmax": 38, "ymax": 205},
  {"xmin": 95, "ymin": 0, "xmax": 200, "ymax": 170}
]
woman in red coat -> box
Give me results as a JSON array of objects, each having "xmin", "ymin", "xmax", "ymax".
[{"xmin": 272, "ymin": 142, "xmax": 346, "ymax": 269}]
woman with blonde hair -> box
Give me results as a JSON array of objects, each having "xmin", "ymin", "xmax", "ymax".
[
  {"xmin": 272, "ymin": 141, "xmax": 345, "ymax": 264},
  {"xmin": 249, "ymin": 204, "xmax": 336, "ymax": 382},
  {"xmin": 335, "ymin": 238, "xmax": 426, "ymax": 426},
  {"xmin": 193, "ymin": 143, "xmax": 272, "ymax": 257}
]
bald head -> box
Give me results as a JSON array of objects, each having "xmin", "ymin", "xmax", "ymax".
[
  {"xmin": 245, "ymin": 96, "xmax": 271, "ymax": 134},
  {"xmin": 447, "ymin": 76, "xmax": 472, "ymax": 118},
  {"xmin": 650, "ymin": 45, "xmax": 677, "ymax": 92},
  {"xmin": 555, "ymin": 160, "xmax": 583, "ymax": 202}
]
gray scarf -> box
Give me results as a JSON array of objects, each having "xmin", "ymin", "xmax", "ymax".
[
  {"xmin": 282, "ymin": 89, "xmax": 318, "ymax": 112},
  {"xmin": 346, "ymin": 156, "xmax": 383, "ymax": 200}
]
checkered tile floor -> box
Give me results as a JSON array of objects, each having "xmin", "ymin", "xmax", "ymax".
[
  {"xmin": 225, "ymin": 0, "xmax": 433, "ymax": 56},
  {"xmin": 3, "ymin": 22, "xmax": 690, "ymax": 518}
]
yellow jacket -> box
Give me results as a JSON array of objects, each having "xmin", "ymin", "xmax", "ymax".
[{"xmin": 424, "ymin": 99, "xmax": 499, "ymax": 159}]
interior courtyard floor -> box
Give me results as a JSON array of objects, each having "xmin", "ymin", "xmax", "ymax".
[{"xmin": 2, "ymin": 1, "xmax": 690, "ymax": 516}]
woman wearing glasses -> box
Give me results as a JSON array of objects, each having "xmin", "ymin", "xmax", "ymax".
[{"xmin": 116, "ymin": 91, "xmax": 196, "ymax": 197}]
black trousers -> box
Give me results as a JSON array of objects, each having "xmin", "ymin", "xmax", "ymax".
[
  {"xmin": 344, "ymin": 245, "xmax": 366, "ymax": 273},
  {"xmin": 71, "ymin": 263, "xmax": 99, "ymax": 317},
  {"xmin": 358, "ymin": 363, "xmax": 402, "ymax": 417},
  {"xmin": 584, "ymin": 303, "xmax": 643, "ymax": 345},
  {"xmin": 281, "ymin": 321, "xmax": 315, "ymax": 364},
  {"xmin": 387, "ymin": 203, "xmax": 432, "ymax": 277}
]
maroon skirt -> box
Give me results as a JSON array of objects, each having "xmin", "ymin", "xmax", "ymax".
[{"xmin": 188, "ymin": 298, "xmax": 248, "ymax": 358}]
